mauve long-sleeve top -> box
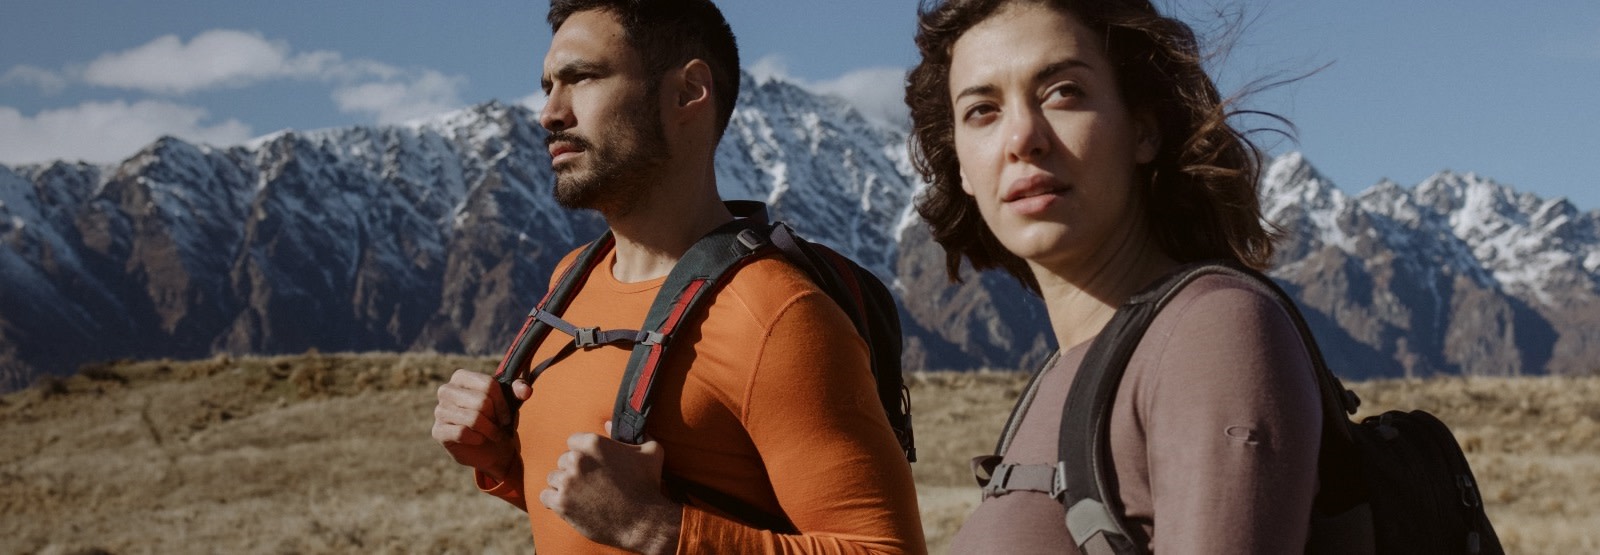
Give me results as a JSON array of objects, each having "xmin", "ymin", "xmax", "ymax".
[{"xmin": 949, "ymin": 273, "xmax": 1324, "ymax": 554}]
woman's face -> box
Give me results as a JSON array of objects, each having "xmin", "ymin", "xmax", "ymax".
[{"xmin": 948, "ymin": 2, "xmax": 1156, "ymax": 270}]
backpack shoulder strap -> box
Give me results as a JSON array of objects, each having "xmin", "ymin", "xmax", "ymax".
[
  {"xmin": 494, "ymin": 233, "xmax": 616, "ymax": 412},
  {"xmin": 608, "ymin": 216, "xmax": 774, "ymax": 445},
  {"xmin": 1058, "ymin": 261, "xmax": 1360, "ymax": 555},
  {"xmin": 1058, "ymin": 262, "xmax": 1206, "ymax": 555}
]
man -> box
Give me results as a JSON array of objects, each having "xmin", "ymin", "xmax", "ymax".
[{"xmin": 430, "ymin": 1, "xmax": 926, "ymax": 553}]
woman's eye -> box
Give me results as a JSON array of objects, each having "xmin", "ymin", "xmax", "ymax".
[
  {"xmin": 962, "ymin": 104, "xmax": 997, "ymax": 123},
  {"xmin": 1045, "ymin": 84, "xmax": 1083, "ymax": 104}
]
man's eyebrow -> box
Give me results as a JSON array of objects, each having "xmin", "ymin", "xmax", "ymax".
[{"xmin": 540, "ymin": 60, "xmax": 607, "ymax": 93}]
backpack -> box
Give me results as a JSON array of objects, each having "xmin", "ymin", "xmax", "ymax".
[
  {"xmin": 977, "ymin": 260, "xmax": 1502, "ymax": 555},
  {"xmin": 490, "ymin": 200, "xmax": 915, "ymax": 531}
]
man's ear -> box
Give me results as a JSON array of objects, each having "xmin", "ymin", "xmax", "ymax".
[
  {"xmin": 674, "ymin": 59, "xmax": 714, "ymax": 116},
  {"xmin": 1134, "ymin": 111, "xmax": 1160, "ymax": 164}
]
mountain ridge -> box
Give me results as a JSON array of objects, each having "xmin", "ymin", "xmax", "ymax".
[{"xmin": 3, "ymin": 78, "xmax": 1597, "ymax": 390}]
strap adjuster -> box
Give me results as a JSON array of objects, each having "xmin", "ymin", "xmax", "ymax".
[
  {"xmin": 1051, "ymin": 461, "xmax": 1068, "ymax": 499},
  {"xmin": 981, "ymin": 462, "xmax": 1069, "ymax": 500},
  {"xmin": 735, "ymin": 228, "xmax": 767, "ymax": 253},
  {"xmin": 574, "ymin": 327, "xmax": 600, "ymax": 348}
]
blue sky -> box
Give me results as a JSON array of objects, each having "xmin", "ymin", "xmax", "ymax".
[{"xmin": 3, "ymin": 1, "xmax": 1598, "ymax": 209}]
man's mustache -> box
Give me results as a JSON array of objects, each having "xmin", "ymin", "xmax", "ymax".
[{"xmin": 545, "ymin": 131, "xmax": 593, "ymax": 152}]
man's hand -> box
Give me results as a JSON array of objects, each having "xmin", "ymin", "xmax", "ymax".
[
  {"xmin": 431, "ymin": 369, "xmax": 531, "ymax": 482},
  {"xmin": 540, "ymin": 423, "xmax": 683, "ymax": 555}
]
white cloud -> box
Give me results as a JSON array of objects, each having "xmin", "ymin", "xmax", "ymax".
[
  {"xmin": 746, "ymin": 54, "xmax": 909, "ymax": 129},
  {"xmin": 747, "ymin": 55, "xmax": 794, "ymax": 84},
  {"xmin": 809, "ymin": 67, "xmax": 910, "ymax": 129},
  {"xmin": 332, "ymin": 70, "xmax": 467, "ymax": 125},
  {"xmin": 1, "ymin": 65, "xmax": 69, "ymax": 95},
  {"xmin": 3, "ymin": 29, "xmax": 474, "ymax": 164},
  {"xmin": 81, "ymin": 29, "xmax": 337, "ymax": 94},
  {"xmin": 517, "ymin": 90, "xmax": 548, "ymax": 113},
  {"xmin": 0, "ymin": 100, "xmax": 253, "ymax": 165}
]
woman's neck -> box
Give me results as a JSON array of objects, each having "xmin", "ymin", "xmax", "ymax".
[{"xmin": 1030, "ymin": 229, "xmax": 1177, "ymax": 351}]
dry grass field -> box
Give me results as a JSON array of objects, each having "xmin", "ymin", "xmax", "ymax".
[{"xmin": 2, "ymin": 353, "xmax": 1595, "ymax": 554}]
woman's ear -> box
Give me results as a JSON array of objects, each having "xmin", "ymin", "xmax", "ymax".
[
  {"xmin": 959, "ymin": 169, "xmax": 974, "ymax": 196},
  {"xmin": 1134, "ymin": 111, "xmax": 1160, "ymax": 164}
]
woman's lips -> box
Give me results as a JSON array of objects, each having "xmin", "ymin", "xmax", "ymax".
[{"xmin": 1002, "ymin": 174, "xmax": 1070, "ymax": 215}]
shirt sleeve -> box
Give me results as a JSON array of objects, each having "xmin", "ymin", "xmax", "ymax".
[
  {"xmin": 674, "ymin": 290, "xmax": 927, "ymax": 554},
  {"xmin": 1136, "ymin": 281, "xmax": 1323, "ymax": 554},
  {"xmin": 474, "ymin": 463, "xmax": 528, "ymax": 512}
]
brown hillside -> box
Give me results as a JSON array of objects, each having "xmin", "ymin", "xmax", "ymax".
[{"xmin": 2, "ymin": 354, "xmax": 1595, "ymax": 554}]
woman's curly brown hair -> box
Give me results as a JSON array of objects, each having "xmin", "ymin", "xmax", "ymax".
[{"xmin": 906, "ymin": 0, "xmax": 1281, "ymax": 294}]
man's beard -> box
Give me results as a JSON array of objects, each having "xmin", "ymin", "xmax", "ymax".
[{"xmin": 547, "ymin": 96, "xmax": 671, "ymax": 214}]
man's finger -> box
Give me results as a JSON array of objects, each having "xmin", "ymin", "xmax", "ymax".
[
  {"xmin": 449, "ymin": 368, "xmax": 492, "ymax": 389},
  {"xmin": 538, "ymin": 487, "xmax": 560, "ymax": 511},
  {"xmin": 434, "ymin": 403, "xmax": 506, "ymax": 442},
  {"xmin": 556, "ymin": 449, "xmax": 579, "ymax": 472},
  {"xmin": 567, "ymin": 431, "xmax": 601, "ymax": 452},
  {"xmin": 432, "ymin": 420, "xmax": 488, "ymax": 446}
]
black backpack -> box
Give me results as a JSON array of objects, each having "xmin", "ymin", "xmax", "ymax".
[
  {"xmin": 491, "ymin": 200, "xmax": 914, "ymax": 531},
  {"xmin": 979, "ymin": 261, "xmax": 1502, "ymax": 555}
]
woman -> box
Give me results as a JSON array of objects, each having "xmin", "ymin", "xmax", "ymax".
[{"xmin": 906, "ymin": 0, "xmax": 1323, "ymax": 552}]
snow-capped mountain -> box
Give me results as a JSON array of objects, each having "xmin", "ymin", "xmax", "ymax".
[
  {"xmin": 1263, "ymin": 152, "xmax": 1600, "ymax": 377},
  {"xmin": 2, "ymin": 76, "xmax": 1596, "ymax": 390},
  {"xmin": 0, "ymin": 74, "xmax": 925, "ymax": 390}
]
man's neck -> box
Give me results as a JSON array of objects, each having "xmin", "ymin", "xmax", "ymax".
[{"xmin": 604, "ymin": 165, "xmax": 732, "ymax": 284}]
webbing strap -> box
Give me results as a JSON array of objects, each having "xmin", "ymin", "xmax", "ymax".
[
  {"xmin": 992, "ymin": 350, "xmax": 1060, "ymax": 458},
  {"xmin": 531, "ymin": 307, "xmax": 662, "ymax": 348},
  {"xmin": 1067, "ymin": 499, "xmax": 1132, "ymax": 555},
  {"xmin": 980, "ymin": 462, "xmax": 1067, "ymax": 500},
  {"xmin": 494, "ymin": 234, "xmax": 616, "ymax": 415}
]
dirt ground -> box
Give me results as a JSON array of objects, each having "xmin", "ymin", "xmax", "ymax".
[{"xmin": 2, "ymin": 354, "xmax": 1594, "ymax": 554}]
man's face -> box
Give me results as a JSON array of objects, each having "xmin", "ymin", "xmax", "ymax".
[{"xmin": 540, "ymin": 10, "xmax": 670, "ymax": 213}]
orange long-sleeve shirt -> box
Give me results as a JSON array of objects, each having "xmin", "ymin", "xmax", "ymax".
[{"xmin": 478, "ymin": 247, "xmax": 926, "ymax": 554}]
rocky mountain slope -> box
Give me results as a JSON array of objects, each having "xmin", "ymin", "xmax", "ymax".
[{"xmin": 2, "ymin": 75, "xmax": 1596, "ymax": 389}]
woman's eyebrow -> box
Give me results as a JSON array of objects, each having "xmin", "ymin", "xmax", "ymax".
[
  {"xmin": 954, "ymin": 83, "xmax": 997, "ymax": 103},
  {"xmin": 1034, "ymin": 58, "xmax": 1092, "ymax": 84},
  {"xmin": 953, "ymin": 58, "xmax": 1095, "ymax": 102}
]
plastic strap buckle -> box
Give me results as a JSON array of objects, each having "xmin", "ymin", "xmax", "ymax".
[
  {"xmin": 574, "ymin": 327, "xmax": 600, "ymax": 348},
  {"xmin": 735, "ymin": 228, "xmax": 767, "ymax": 253}
]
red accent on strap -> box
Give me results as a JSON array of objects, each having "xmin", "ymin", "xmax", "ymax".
[
  {"xmin": 498, "ymin": 235, "xmax": 616, "ymax": 379},
  {"xmin": 494, "ymin": 315, "xmax": 536, "ymax": 378},
  {"xmin": 629, "ymin": 278, "xmax": 708, "ymax": 411}
]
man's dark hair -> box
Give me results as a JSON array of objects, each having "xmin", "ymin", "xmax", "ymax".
[
  {"xmin": 907, "ymin": 0, "xmax": 1282, "ymax": 294},
  {"xmin": 550, "ymin": 0, "xmax": 741, "ymax": 138}
]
